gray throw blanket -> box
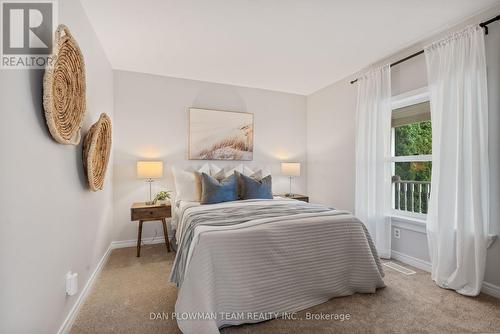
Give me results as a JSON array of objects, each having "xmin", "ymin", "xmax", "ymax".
[{"xmin": 170, "ymin": 200, "xmax": 334, "ymax": 286}]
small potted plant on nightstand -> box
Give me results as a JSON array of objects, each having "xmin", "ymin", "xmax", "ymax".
[{"xmin": 153, "ymin": 190, "xmax": 171, "ymax": 205}]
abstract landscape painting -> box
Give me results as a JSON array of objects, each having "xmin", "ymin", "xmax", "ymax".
[{"xmin": 189, "ymin": 108, "xmax": 254, "ymax": 160}]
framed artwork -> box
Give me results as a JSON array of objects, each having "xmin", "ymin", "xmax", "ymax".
[{"xmin": 189, "ymin": 108, "xmax": 254, "ymax": 160}]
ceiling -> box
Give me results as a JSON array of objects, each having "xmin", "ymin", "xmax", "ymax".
[{"xmin": 81, "ymin": 0, "xmax": 500, "ymax": 95}]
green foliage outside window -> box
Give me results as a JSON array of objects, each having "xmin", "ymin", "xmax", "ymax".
[
  {"xmin": 394, "ymin": 121, "xmax": 432, "ymax": 182},
  {"xmin": 393, "ymin": 120, "xmax": 432, "ymax": 213}
]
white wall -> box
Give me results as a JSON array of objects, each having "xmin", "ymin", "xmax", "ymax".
[
  {"xmin": 0, "ymin": 0, "xmax": 114, "ymax": 332},
  {"xmin": 113, "ymin": 70, "xmax": 307, "ymax": 242},
  {"xmin": 306, "ymin": 79, "xmax": 357, "ymax": 211},
  {"xmin": 306, "ymin": 6, "xmax": 500, "ymax": 287}
]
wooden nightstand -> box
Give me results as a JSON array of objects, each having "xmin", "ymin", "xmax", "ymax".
[
  {"xmin": 276, "ymin": 194, "xmax": 309, "ymax": 203},
  {"xmin": 131, "ymin": 202, "xmax": 171, "ymax": 257}
]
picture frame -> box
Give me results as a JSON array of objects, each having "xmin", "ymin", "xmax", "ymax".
[{"xmin": 188, "ymin": 108, "xmax": 254, "ymax": 161}]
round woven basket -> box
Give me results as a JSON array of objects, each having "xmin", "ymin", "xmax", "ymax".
[
  {"xmin": 83, "ymin": 113, "xmax": 112, "ymax": 191},
  {"xmin": 43, "ymin": 24, "xmax": 86, "ymax": 145}
]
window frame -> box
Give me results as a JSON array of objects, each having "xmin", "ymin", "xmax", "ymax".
[{"xmin": 390, "ymin": 87, "xmax": 431, "ymax": 220}]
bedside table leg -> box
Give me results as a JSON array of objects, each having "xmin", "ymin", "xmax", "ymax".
[
  {"xmin": 137, "ymin": 220, "xmax": 143, "ymax": 257},
  {"xmin": 161, "ymin": 218, "xmax": 171, "ymax": 252}
]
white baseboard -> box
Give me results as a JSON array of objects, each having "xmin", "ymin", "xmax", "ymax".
[
  {"xmin": 111, "ymin": 236, "xmax": 169, "ymax": 249},
  {"xmin": 56, "ymin": 237, "xmax": 170, "ymax": 334},
  {"xmin": 481, "ymin": 281, "xmax": 500, "ymax": 299},
  {"xmin": 390, "ymin": 250, "xmax": 432, "ymax": 272},
  {"xmin": 56, "ymin": 236, "xmax": 173, "ymax": 333},
  {"xmin": 391, "ymin": 250, "xmax": 500, "ymax": 299},
  {"xmin": 57, "ymin": 244, "xmax": 113, "ymax": 334}
]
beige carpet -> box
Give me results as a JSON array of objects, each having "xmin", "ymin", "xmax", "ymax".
[{"xmin": 71, "ymin": 244, "xmax": 500, "ymax": 334}]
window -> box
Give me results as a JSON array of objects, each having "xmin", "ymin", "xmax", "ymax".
[{"xmin": 391, "ymin": 97, "xmax": 432, "ymax": 216}]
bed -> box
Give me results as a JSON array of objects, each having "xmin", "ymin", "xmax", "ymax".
[{"xmin": 170, "ymin": 197, "xmax": 385, "ymax": 334}]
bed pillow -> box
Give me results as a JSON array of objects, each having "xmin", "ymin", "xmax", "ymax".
[
  {"xmin": 243, "ymin": 166, "xmax": 271, "ymax": 180},
  {"xmin": 172, "ymin": 167, "xmax": 199, "ymax": 202},
  {"xmin": 212, "ymin": 164, "xmax": 244, "ymax": 180},
  {"xmin": 198, "ymin": 163, "xmax": 211, "ymax": 175},
  {"xmin": 200, "ymin": 172, "xmax": 238, "ymax": 204},
  {"xmin": 238, "ymin": 172, "xmax": 273, "ymax": 200},
  {"xmin": 235, "ymin": 169, "xmax": 263, "ymax": 198},
  {"xmin": 172, "ymin": 164, "xmax": 210, "ymax": 202},
  {"xmin": 208, "ymin": 163, "xmax": 222, "ymax": 176}
]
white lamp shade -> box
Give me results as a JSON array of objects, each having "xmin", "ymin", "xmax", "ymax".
[
  {"xmin": 137, "ymin": 161, "xmax": 163, "ymax": 179},
  {"xmin": 281, "ymin": 162, "xmax": 301, "ymax": 177}
]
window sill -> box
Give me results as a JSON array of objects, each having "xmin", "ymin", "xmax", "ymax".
[
  {"xmin": 390, "ymin": 213, "xmax": 497, "ymax": 244},
  {"xmin": 390, "ymin": 212, "xmax": 427, "ymax": 234},
  {"xmin": 391, "ymin": 212, "xmax": 426, "ymax": 224}
]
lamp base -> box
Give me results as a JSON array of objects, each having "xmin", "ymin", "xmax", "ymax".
[{"xmin": 146, "ymin": 179, "xmax": 154, "ymax": 205}]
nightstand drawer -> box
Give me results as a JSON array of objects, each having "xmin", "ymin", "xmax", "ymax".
[{"xmin": 131, "ymin": 205, "xmax": 170, "ymax": 221}]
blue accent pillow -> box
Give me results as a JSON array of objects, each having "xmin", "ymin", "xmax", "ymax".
[
  {"xmin": 200, "ymin": 172, "xmax": 238, "ymax": 204},
  {"xmin": 238, "ymin": 172, "xmax": 273, "ymax": 200}
]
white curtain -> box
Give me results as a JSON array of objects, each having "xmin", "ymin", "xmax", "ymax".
[
  {"xmin": 425, "ymin": 24, "xmax": 489, "ymax": 296},
  {"xmin": 355, "ymin": 65, "xmax": 392, "ymax": 259}
]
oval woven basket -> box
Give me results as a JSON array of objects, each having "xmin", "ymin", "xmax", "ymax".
[
  {"xmin": 43, "ymin": 24, "xmax": 86, "ymax": 145},
  {"xmin": 83, "ymin": 113, "xmax": 112, "ymax": 191}
]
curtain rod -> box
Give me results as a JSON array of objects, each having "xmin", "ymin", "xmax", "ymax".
[{"xmin": 349, "ymin": 14, "xmax": 500, "ymax": 85}]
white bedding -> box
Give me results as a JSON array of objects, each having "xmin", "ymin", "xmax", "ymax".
[
  {"xmin": 171, "ymin": 196, "xmax": 286, "ymax": 233},
  {"xmin": 171, "ymin": 197, "xmax": 198, "ymax": 233},
  {"xmin": 171, "ymin": 198, "xmax": 385, "ymax": 334}
]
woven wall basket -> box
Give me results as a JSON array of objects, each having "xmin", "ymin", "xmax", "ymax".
[
  {"xmin": 83, "ymin": 113, "xmax": 112, "ymax": 191},
  {"xmin": 43, "ymin": 24, "xmax": 86, "ymax": 145}
]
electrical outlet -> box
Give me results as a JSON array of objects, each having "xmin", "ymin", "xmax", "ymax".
[
  {"xmin": 394, "ymin": 228, "xmax": 401, "ymax": 239},
  {"xmin": 66, "ymin": 271, "xmax": 78, "ymax": 296}
]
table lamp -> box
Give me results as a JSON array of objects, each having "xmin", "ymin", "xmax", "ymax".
[
  {"xmin": 137, "ymin": 161, "xmax": 163, "ymax": 205},
  {"xmin": 281, "ymin": 162, "xmax": 301, "ymax": 197}
]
